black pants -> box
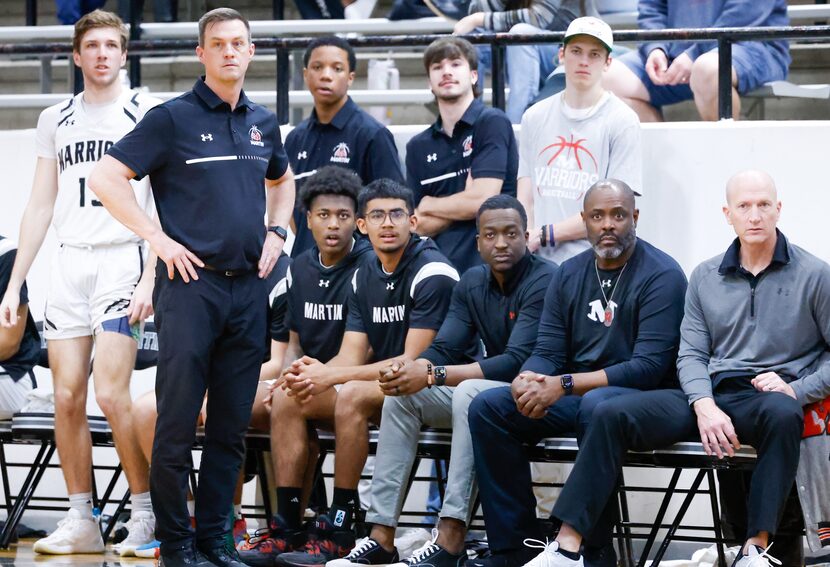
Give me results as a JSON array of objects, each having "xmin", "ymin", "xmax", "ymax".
[
  {"xmin": 151, "ymin": 269, "xmax": 267, "ymax": 554},
  {"xmin": 468, "ymin": 386, "xmax": 638, "ymax": 554},
  {"xmin": 552, "ymin": 381, "xmax": 803, "ymax": 547}
]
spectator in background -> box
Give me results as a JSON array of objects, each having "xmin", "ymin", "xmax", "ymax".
[
  {"xmin": 456, "ymin": 0, "xmax": 597, "ymax": 123},
  {"xmin": 286, "ymin": 37, "xmax": 403, "ymax": 258},
  {"xmin": 603, "ymin": 0, "xmax": 791, "ymax": 121},
  {"xmin": 407, "ymin": 37, "xmax": 518, "ymax": 274},
  {"xmin": 518, "ymin": 17, "xmax": 641, "ymax": 266},
  {"xmin": 55, "ymin": 0, "xmax": 106, "ymax": 25},
  {"xmin": 118, "ymin": 0, "xmax": 177, "ymax": 23}
]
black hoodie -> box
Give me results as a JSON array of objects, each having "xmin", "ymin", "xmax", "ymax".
[{"xmin": 346, "ymin": 236, "xmax": 459, "ymax": 360}]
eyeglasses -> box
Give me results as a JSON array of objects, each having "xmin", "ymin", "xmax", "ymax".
[{"xmin": 365, "ymin": 208, "xmax": 410, "ymax": 226}]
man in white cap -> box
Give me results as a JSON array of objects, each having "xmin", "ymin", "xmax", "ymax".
[{"xmin": 517, "ymin": 16, "xmax": 642, "ymax": 268}]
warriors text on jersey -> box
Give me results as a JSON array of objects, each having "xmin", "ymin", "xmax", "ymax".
[{"xmin": 35, "ymin": 89, "xmax": 159, "ymax": 246}]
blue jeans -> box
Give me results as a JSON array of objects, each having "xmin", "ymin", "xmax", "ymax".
[
  {"xmin": 54, "ymin": 0, "xmax": 106, "ymax": 24},
  {"xmin": 477, "ymin": 24, "xmax": 559, "ymax": 123}
]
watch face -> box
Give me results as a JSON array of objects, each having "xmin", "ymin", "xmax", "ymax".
[{"xmin": 434, "ymin": 366, "xmax": 447, "ymax": 379}]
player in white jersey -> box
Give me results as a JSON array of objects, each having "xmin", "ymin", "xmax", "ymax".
[
  {"xmin": 0, "ymin": 10, "xmax": 159, "ymax": 556},
  {"xmin": 517, "ymin": 17, "xmax": 642, "ymax": 266}
]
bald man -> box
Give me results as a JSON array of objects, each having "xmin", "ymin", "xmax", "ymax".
[
  {"xmin": 499, "ymin": 171, "xmax": 830, "ymax": 567},
  {"xmin": 467, "ymin": 179, "xmax": 687, "ymax": 567}
]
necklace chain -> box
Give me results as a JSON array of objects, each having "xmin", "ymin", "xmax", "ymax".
[{"xmin": 595, "ymin": 260, "xmax": 627, "ymax": 326}]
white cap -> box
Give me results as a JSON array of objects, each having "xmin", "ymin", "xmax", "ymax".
[{"xmin": 563, "ymin": 16, "xmax": 613, "ymax": 52}]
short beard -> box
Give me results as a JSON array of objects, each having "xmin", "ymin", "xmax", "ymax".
[{"xmin": 592, "ymin": 228, "xmax": 636, "ymax": 260}]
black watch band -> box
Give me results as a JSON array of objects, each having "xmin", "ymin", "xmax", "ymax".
[
  {"xmin": 560, "ymin": 374, "xmax": 574, "ymax": 395},
  {"xmin": 434, "ymin": 366, "xmax": 448, "ymax": 387},
  {"xmin": 268, "ymin": 226, "xmax": 287, "ymax": 241}
]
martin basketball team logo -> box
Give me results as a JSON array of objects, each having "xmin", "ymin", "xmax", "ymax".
[
  {"xmin": 331, "ymin": 142, "xmax": 351, "ymax": 164},
  {"xmin": 249, "ymin": 125, "xmax": 264, "ymax": 147},
  {"xmin": 462, "ymin": 135, "xmax": 473, "ymax": 157},
  {"xmin": 535, "ymin": 134, "xmax": 600, "ymax": 200}
]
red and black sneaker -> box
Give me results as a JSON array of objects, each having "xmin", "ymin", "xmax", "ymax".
[
  {"xmin": 273, "ymin": 515, "xmax": 355, "ymax": 567},
  {"xmin": 238, "ymin": 516, "xmax": 305, "ymax": 567}
]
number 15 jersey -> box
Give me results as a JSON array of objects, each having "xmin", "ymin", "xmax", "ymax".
[{"xmin": 35, "ymin": 89, "xmax": 160, "ymax": 247}]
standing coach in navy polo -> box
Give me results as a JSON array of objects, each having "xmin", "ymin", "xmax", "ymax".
[
  {"xmin": 89, "ymin": 8, "xmax": 295, "ymax": 567},
  {"xmin": 407, "ymin": 37, "xmax": 518, "ymax": 274},
  {"xmin": 286, "ymin": 36, "xmax": 404, "ymax": 258}
]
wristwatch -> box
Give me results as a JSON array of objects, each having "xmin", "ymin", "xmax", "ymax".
[
  {"xmin": 268, "ymin": 226, "xmax": 288, "ymax": 241},
  {"xmin": 560, "ymin": 374, "xmax": 574, "ymax": 395},
  {"xmin": 434, "ymin": 366, "xmax": 448, "ymax": 387}
]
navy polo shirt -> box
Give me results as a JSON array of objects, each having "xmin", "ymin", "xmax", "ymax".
[
  {"xmin": 406, "ymin": 98, "xmax": 518, "ymax": 274},
  {"xmin": 420, "ymin": 253, "xmax": 556, "ymax": 382},
  {"xmin": 108, "ymin": 78, "xmax": 290, "ymax": 271},
  {"xmin": 285, "ymin": 97, "xmax": 403, "ymax": 258}
]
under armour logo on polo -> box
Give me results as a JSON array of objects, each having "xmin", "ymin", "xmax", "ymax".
[
  {"xmin": 601, "ymin": 279, "xmax": 612, "ymax": 289},
  {"xmin": 298, "ymin": 151, "xmax": 308, "ymax": 160},
  {"xmin": 427, "ymin": 153, "xmax": 437, "ymax": 162},
  {"xmin": 386, "ymin": 282, "xmax": 395, "ymax": 290},
  {"xmin": 201, "ymin": 133, "xmax": 213, "ymax": 142},
  {"xmin": 319, "ymin": 279, "xmax": 330, "ymax": 287}
]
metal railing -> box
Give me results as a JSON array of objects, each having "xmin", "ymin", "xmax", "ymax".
[{"xmin": 1, "ymin": 25, "xmax": 830, "ymax": 123}]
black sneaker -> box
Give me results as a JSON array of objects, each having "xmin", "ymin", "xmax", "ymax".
[
  {"xmin": 274, "ymin": 515, "xmax": 355, "ymax": 566},
  {"xmin": 328, "ymin": 537, "xmax": 400, "ymax": 566},
  {"xmin": 199, "ymin": 541, "xmax": 248, "ymax": 567},
  {"xmin": 160, "ymin": 544, "xmax": 219, "ymax": 567},
  {"xmin": 396, "ymin": 539, "xmax": 466, "ymax": 567}
]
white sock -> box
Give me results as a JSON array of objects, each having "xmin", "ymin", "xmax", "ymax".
[
  {"xmin": 131, "ymin": 491, "xmax": 153, "ymax": 515},
  {"xmin": 234, "ymin": 504, "xmax": 243, "ymax": 519},
  {"xmin": 187, "ymin": 499, "xmax": 196, "ymax": 517},
  {"xmin": 68, "ymin": 492, "xmax": 94, "ymax": 519}
]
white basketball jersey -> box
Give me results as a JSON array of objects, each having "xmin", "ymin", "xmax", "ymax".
[{"xmin": 35, "ymin": 89, "xmax": 160, "ymax": 246}]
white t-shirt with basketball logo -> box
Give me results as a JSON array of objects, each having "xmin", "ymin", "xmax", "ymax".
[
  {"xmin": 519, "ymin": 91, "xmax": 642, "ymax": 265},
  {"xmin": 35, "ymin": 88, "xmax": 160, "ymax": 247}
]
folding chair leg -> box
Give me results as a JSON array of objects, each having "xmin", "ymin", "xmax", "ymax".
[
  {"xmin": 255, "ymin": 450, "xmax": 272, "ymax": 520},
  {"xmin": 97, "ymin": 463, "xmax": 124, "ymax": 517},
  {"xmin": 637, "ymin": 468, "xmax": 683, "ymax": 567},
  {"xmin": 706, "ymin": 470, "xmax": 727, "ymax": 567},
  {"xmin": 0, "ymin": 441, "xmax": 11, "ymax": 515},
  {"xmin": 103, "ymin": 490, "xmax": 131, "ymax": 543},
  {"xmin": 616, "ymin": 472, "xmax": 635, "ymax": 567},
  {"xmin": 650, "ymin": 470, "xmax": 707, "ymax": 567},
  {"xmin": 0, "ymin": 442, "xmax": 56, "ymax": 549}
]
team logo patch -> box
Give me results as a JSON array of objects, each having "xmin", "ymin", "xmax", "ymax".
[
  {"xmin": 201, "ymin": 133, "xmax": 213, "ymax": 142},
  {"xmin": 461, "ymin": 135, "xmax": 473, "ymax": 157},
  {"xmin": 249, "ymin": 125, "xmax": 264, "ymax": 147},
  {"xmin": 298, "ymin": 151, "xmax": 308, "ymax": 160},
  {"xmin": 427, "ymin": 153, "xmax": 437, "ymax": 163},
  {"xmin": 330, "ymin": 142, "xmax": 351, "ymax": 164}
]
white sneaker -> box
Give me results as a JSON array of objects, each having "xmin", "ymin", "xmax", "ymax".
[
  {"xmin": 520, "ymin": 539, "xmax": 583, "ymax": 567},
  {"xmin": 33, "ymin": 509, "xmax": 105, "ymax": 554},
  {"xmin": 394, "ymin": 528, "xmax": 433, "ymax": 559},
  {"xmin": 732, "ymin": 544, "xmax": 781, "ymax": 567},
  {"xmin": 118, "ymin": 511, "xmax": 156, "ymax": 556}
]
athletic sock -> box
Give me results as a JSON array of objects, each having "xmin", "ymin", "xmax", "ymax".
[
  {"xmin": 131, "ymin": 491, "xmax": 153, "ymax": 515},
  {"xmin": 69, "ymin": 492, "xmax": 94, "ymax": 519},
  {"xmin": 276, "ymin": 487, "xmax": 303, "ymax": 530},
  {"xmin": 558, "ymin": 547, "xmax": 581, "ymax": 561},
  {"xmin": 330, "ymin": 488, "xmax": 358, "ymax": 531}
]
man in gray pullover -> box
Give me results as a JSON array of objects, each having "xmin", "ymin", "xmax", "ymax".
[{"xmin": 514, "ymin": 169, "xmax": 830, "ymax": 567}]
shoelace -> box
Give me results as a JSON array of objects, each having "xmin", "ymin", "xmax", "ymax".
[
  {"xmin": 406, "ymin": 529, "xmax": 441, "ymax": 564},
  {"xmin": 745, "ymin": 543, "xmax": 782, "ymax": 567},
  {"xmin": 246, "ymin": 528, "xmax": 273, "ymax": 547},
  {"xmin": 523, "ymin": 538, "xmax": 560, "ymax": 567},
  {"xmin": 346, "ymin": 537, "xmax": 374, "ymax": 558}
]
